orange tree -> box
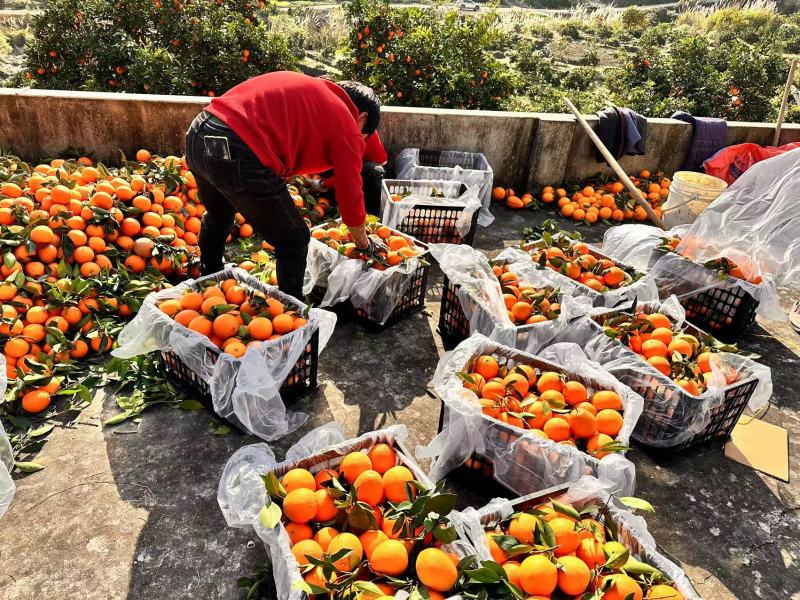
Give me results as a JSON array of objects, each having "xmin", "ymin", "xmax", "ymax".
[
  {"xmin": 340, "ymin": 0, "xmax": 514, "ymax": 110},
  {"xmin": 18, "ymin": 0, "xmax": 296, "ymax": 96}
]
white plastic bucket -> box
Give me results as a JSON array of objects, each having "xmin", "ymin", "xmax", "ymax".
[{"xmin": 661, "ymin": 171, "xmax": 728, "ymax": 228}]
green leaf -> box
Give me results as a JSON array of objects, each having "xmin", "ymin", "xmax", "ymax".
[
  {"xmin": 551, "ymin": 500, "xmax": 582, "ymax": 521},
  {"xmin": 28, "ymin": 423, "xmax": 55, "ymax": 437},
  {"xmin": 179, "ymin": 399, "xmax": 204, "ymax": 411},
  {"xmin": 209, "ymin": 422, "xmax": 232, "ymax": 436},
  {"xmin": 104, "ymin": 412, "xmax": 132, "ymax": 426},
  {"xmin": 258, "ymin": 502, "xmax": 282, "ymax": 529},
  {"xmin": 619, "ymin": 497, "xmax": 655, "ymax": 512},
  {"xmin": 15, "ymin": 461, "xmax": 44, "ymax": 472}
]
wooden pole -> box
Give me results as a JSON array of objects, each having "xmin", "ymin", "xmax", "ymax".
[
  {"xmin": 563, "ymin": 97, "xmax": 667, "ymax": 230},
  {"xmin": 773, "ymin": 58, "xmax": 798, "ymax": 147}
]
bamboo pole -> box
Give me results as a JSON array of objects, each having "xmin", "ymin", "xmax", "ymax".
[
  {"xmin": 563, "ymin": 97, "xmax": 666, "ymax": 230},
  {"xmin": 773, "ymin": 58, "xmax": 798, "ymax": 147}
]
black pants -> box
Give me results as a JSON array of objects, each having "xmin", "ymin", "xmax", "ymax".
[
  {"xmin": 322, "ymin": 162, "xmax": 384, "ymax": 216},
  {"xmin": 185, "ymin": 111, "xmax": 310, "ymax": 299}
]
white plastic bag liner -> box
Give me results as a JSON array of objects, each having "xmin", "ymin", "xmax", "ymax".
[
  {"xmin": 431, "ymin": 243, "xmax": 594, "ymax": 354},
  {"xmin": 682, "ymin": 148, "xmax": 800, "ymax": 291},
  {"xmin": 394, "ymin": 148, "xmax": 495, "ymax": 226},
  {"xmin": 303, "ymin": 225, "xmax": 428, "ymax": 325},
  {"xmin": 113, "ymin": 267, "xmax": 337, "ymax": 442},
  {"xmin": 495, "ymin": 245, "xmax": 660, "ymax": 310},
  {"xmin": 380, "ymin": 179, "xmax": 482, "ymax": 239},
  {"xmin": 545, "ymin": 298, "xmax": 772, "ymax": 448},
  {"xmin": 0, "ymin": 355, "xmax": 14, "ymax": 519},
  {"xmin": 467, "ymin": 476, "xmax": 701, "ymax": 600},
  {"xmin": 419, "ymin": 334, "xmax": 642, "ymax": 496},
  {"xmin": 602, "ymin": 224, "xmax": 782, "ymax": 320},
  {"xmin": 218, "ymin": 422, "xmax": 476, "ymax": 600}
]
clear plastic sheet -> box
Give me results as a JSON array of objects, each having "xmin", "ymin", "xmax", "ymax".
[
  {"xmin": 113, "ymin": 267, "xmax": 337, "ymax": 442},
  {"xmin": 683, "ymin": 148, "xmax": 800, "ymax": 291},
  {"xmin": 467, "ymin": 476, "xmax": 701, "ymax": 600},
  {"xmin": 419, "ymin": 334, "xmax": 642, "ymax": 496},
  {"xmin": 545, "ymin": 298, "xmax": 773, "ymax": 448},
  {"xmin": 303, "ymin": 224, "xmax": 427, "ymax": 325},
  {"xmin": 495, "ymin": 245, "xmax": 661, "ymax": 309},
  {"xmin": 394, "ymin": 148, "xmax": 495, "ymax": 226},
  {"xmin": 380, "ymin": 179, "xmax": 482, "ymax": 238},
  {"xmin": 0, "ymin": 355, "xmax": 13, "ymax": 519},
  {"xmin": 217, "ymin": 423, "xmax": 475, "ymax": 600},
  {"xmin": 430, "ymin": 243, "xmax": 594, "ymax": 354},
  {"xmin": 601, "ymin": 224, "xmax": 782, "ymax": 320}
]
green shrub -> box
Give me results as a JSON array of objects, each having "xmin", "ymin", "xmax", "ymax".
[
  {"xmin": 21, "ymin": 0, "xmax": 297, "ymax": 95},
  {"xmin": 340, "ymin": 0, "xmax": 514, "ymax": 110}
]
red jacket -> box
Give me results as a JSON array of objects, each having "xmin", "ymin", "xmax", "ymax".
[
  {"xmin": 322, "ymin": 132, "xmax": 387, "ymax": 191},
  {"xmin": 207, "ymin": 72, "xmax": 367, "ymax": 227}
]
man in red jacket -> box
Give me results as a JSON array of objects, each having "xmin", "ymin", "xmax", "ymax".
[{"xmin": 185, "ymin": 72, "xmax": 384, "ymax": 299}]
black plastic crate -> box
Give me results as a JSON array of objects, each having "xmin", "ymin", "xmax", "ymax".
[
  {"xmin": 649, "ymin": 249, "xmax": 759, "ymax": 343},
  {"xmin": 435, "ymin": 342, "xmax": 623, "ymax": 490},
  {"xmin": 382, "ymin": 179, "xmax": 479, "ymax": 245},
  {"xmin": 437, "ymin": 276, "xmax": 471, "ymax": 349},
  {"xmin": 160, "ymin": 329, "xmax": 319, "ymax": 427},
  {"xmin": 589, "ymin": 308, "xmax": 759, "ymax": 452},
  {"xmin": 351, "ymin": 258, "xmax": 430, "ymax": 331}
]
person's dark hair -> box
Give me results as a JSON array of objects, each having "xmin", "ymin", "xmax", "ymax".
[{"xmin": 337, "ymin": 80, "xmax": 381, "ymax": 135}]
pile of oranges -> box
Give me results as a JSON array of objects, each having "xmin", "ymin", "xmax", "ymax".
[
  {"xmin": 485, "ymin": 497, "xmax": 685, "ymax": 599},
  {"xmin": 658, "ymin": 236, "xmax": 763, "ymax": 285},
  {"xmin": 462, "ymin": 353, "xmax": 626, "ymax": 457},
  {"xmin": 491, "ymin": 186, "xmax": 534, "ymax": 210},
  {"xmin": 157, "ymin": 277, "xmax": 309, "ymax": 358},
  {"xmin": 288, "ymin": 176, "xmax": 337, "ymax": 226},
  {"xmin": 599, "ymin": 311, "xmax": 736, "ymax": 396},
  {"xmin": 271, "ymin": 443, "xmax": 462, "ymax": 598},
  {"xmin": 491, "ymin": 262, "xmax": 561, "ymax": 326},
  {"xmin": 495, "ymin": 170, "xmax": 671, "ymax": 226},
  {"xmin": 311, "ymin": 222, "xmax": 423, "ymax": 270},
  {"xmin": 0, "ymin": 150, "xmax": 208, "ymax": 415},
  {"xmin": 526, "ymin": 232, "xmax": 637, "ymax": 292}
]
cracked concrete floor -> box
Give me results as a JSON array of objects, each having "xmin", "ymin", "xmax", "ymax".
[{"xmin": 0, "ymin": 208, "xmax": 798, "ymax": 599}]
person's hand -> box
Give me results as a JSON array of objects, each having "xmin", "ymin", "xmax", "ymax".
[
  {"xmin": 307, "ymin": 178, "xmax": 329, "ymax": 194},
  {"xmin": 361, "ymin": 236, "xmax": 389, "ymax": 255}
]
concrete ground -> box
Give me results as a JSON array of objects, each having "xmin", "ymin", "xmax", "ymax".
[{"xmin": 1, "ymin": 207, "xmax": 798, "ymax": 600}]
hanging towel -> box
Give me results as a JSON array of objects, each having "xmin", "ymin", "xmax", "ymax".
[
  {"xmin": 595, "ymin": 107, "xmax": 647, "ymax": 164},
  {"xmin": 671, "ymin": 110, "xmax": 728, "ymax": 172},
  {"xmin": 621, "ymin": 108, "xmax": 647, "ymax": 155}
]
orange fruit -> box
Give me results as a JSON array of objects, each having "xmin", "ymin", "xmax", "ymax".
[
  {"xmin": 508, "ymin": 513, "xmax": 537, "ymax": 544},
  {"xmin": 550, "ymin": 517, "xmax": 580, "ymax": 555},
  {"xmin": 587, "ymin": 433, "xmax": 615, "ymax": 458},
  {"xmin": 415, "ymin": 548, "xmax": 457, "ymax": 593},
  {"xmin": 568, "ymin": 408, "xmax": 598, "ymax": 439},
  {"xmin": 369, "ymin": 539, "xmax": 409, "ymax": 576},
  {"xmin": 563, "ymin": 380, "xmax": 587, "ymax": 405},
  {"xmin": 645, "ymin": 313, "xmax": 671, "ymax": 329},
  {"xmin": 327, "ymin": 532, "xmax": 363, "ymax": 571},
  {"xmin": 645, "ymin": 584, "xmax": 682, "ymax": 600},
  {"xmin": 314, "ymin": 468, "xmax": 337, "ymax": 489},
  {"xmin": 281, "ymin": 468, "xmax": 316, "ymax": 493},
  {"xmin": 518, "ymin": 554, "xmax": 557, "ymax": 596},
  {"xmin": 641, "ymin": 339, "xmax": 668, "ymax": 359},
  {"xmin": 367, "ymin": 443, "xmax": 397, "ymax": 475},
  {"xmin": 650, "ymin": 327, "xmax": 673, "ymax": 346},
  {"xmin": 30, "ymin": 225, "xmax": 54, "ymax": 245},
  {"xmin": 340, "ymin": 451, "xmax": 372, "ymax": 484},
  {"xmin": 596, "ymin": 409, "xmax": 624, "ymax": 436},
  {"xmin": 382, "ymin": 465, "xmax": 415, "ymax": 502},
  {"xmin": 602, "ymin": 574, "xmax": 643, "ymax": 600},
  {"xmin": 201, "ymin": 296, "xmax": 225, "ymax": 315},
  {"xmin": 314, "ymin": 488, "xmax": 338, "ymax": 522},
  {"xmin": 313, "ymin": 526, "xmax": 339, "ymax": 552},
  {"xmin": 556, "ymin": 555, "xmax": 591, "ymax": 595},
  {"xmin": 21, "ymin": 389, "xmax": 51, "ymax": 413},
  {"xmin": 272, "ymin": 313, "xmax": 294, "ymax": 335},
  {"xmin": 284, "ymin": 521, "xmax": 313, "ymax": 545},
  {"xmin": 487, "ymin": 533, "xmax": 507, "ymax": 564},
  {"xmin": 537, "ymin": 371, "xmax": 563, "ymax": 393},
  {"xmin": 180, "ymin": 291, "xmax": 204, "ymax": 311},
  {"xmin": 291, "ymin": 539, "xmax": 323, "ymax": 566},
  {"xmin": 247, "ymin": 316, "xmax": 273, "ymax": 341},
  {"xmin": 667, "ymin": 338, "xmax": 693, "ymax": 358},
  {"xmin": 592, "ymin": 390, "xmax": 623, "ymax": 410},
  {"xmin": 212, "ymin": 313, "xmax": 239, "ymax": 339},
  {"xmin": 360, "ymin": 529, "xmax": 389, "ymax": 560},
  {"xmin": 159, "ymin": 299, "xmax": 182, "ymax": 317},
  {"xmin": 576, "ymin": 537, "xmax": 605, "ymax": 569},
  {"xmin": 647, "ymin": 356, "xmax": 671, "ymax": 376},
  {"xmin": 354, "ymin": 469, "xmax": 385, "ymax": 507},
  {"xmin": 282, "ymin": 488, "xmax": 318, "ymax": 524},
  {"xmin": 543, "ymin": 417, "xmax": 570, "ymax": 442},
  {"xmin": 188, "ymin": 315, "xmax": 213, "ymax": 337},
  {"xmin": 473, "ymin": 355, "xmax": 499, "ymax": 380}
]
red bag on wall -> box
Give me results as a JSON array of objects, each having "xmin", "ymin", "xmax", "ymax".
[{"xmin": 703, "ymin": 141, "xmax": 800, "ymax": 184}]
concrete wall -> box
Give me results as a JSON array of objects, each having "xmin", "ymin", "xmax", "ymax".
[{"xmin": 1, "ymin": 87, "xmax": 799, "ymax": 190}]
